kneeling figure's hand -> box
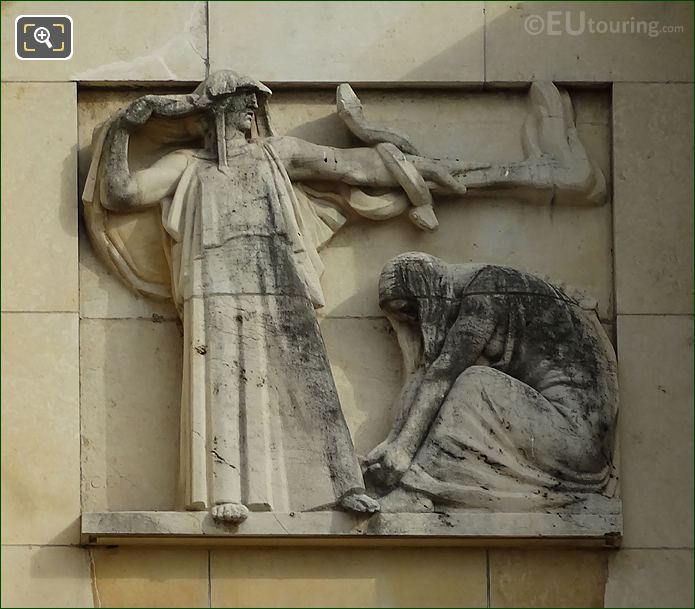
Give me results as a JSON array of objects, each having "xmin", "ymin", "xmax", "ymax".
[{"xmin": 363, "ymin": 442, "xmax": 412, "ymax": 490}]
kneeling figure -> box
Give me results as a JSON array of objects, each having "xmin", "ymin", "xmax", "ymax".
[{"xmin": 364, "ymin": 253, "xmax": 618, "ymax": 513}]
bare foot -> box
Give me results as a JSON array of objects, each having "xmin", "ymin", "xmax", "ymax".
[
  {"xmin": 339, "ymin": 492, "xmax": 380, "ymax": 514},
  {"xmin": 211, "ymin": 502, "xmax": 249, "ymax": 523}
]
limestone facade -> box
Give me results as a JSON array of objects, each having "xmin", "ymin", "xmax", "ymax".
[{"xmin": 2, "ymin": 1, "xmax": 693, "ymax": 606}]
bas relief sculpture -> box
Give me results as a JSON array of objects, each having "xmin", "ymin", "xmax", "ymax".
[
  {"xmin": 82, "ymin": 70, "xmax": 618, "ymax": 531},
  {"xmin": 368, "ymin": 254, "xmax": 618, "ymax": 513}
]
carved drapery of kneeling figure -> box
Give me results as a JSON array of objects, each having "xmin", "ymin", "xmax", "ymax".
[{"xmin": 365, "ymin": 252, "xmax": 619, "ymax": 513}]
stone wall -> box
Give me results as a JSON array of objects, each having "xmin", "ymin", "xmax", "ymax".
[{"xmin": 2, "ymin": 2, "xmax": 693, "ymax": 607}]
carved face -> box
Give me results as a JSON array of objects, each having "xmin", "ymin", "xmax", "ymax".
[{"xmin": 216, "ymin": 90, "xmax": 259, "ymax": 133}]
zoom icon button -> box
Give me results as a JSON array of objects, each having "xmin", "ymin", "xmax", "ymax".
[{"xmin": 16, "ymin": 15, "xmax": 73, "ymax": 60}]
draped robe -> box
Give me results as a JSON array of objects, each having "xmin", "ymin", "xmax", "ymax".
[
  {"xmin": 83, "ymin": 119, "xmax": 410, "ymax": 512},
  {"xmin": 378, "ymin": 256, "xmax": 619, "ymax": 511},
  {"xmin": 168, "ymin": 141, "xmax": 366, "ymax": 510}
]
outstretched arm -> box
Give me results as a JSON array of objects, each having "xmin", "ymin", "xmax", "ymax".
[{"xmin": 270, "ymin": 136, "xmax": 467, "ymax": 195}]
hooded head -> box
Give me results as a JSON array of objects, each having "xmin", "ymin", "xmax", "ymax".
[
  {"xmin": 378, "ymin": 252, "xmax": 459, "ymax": 370},
  {"xmin": 378, "ymin": 252, "xmax": 451, "ymax": 313}
]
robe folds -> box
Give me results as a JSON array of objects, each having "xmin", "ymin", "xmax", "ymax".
[
  {"xmin": 83, "ymin": 118, "xmax": 408, "ymax": 512},
  {"xmin": 378, "ymin": 255, "xmax": 619, "ymax": 511},
  {"xmin": 169, "ymin": 142, "xmax": 364, "ymax": 510}
]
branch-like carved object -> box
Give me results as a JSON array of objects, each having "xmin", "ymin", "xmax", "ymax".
[{"xmin": 337, "ymin": 84, "xmax": 440, "ymax": 231}]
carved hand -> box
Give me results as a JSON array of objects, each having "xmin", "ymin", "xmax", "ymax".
[
  {"xmin": 122, "ymin": 97, "xmax": 155, "ymax": 130},
  {"xmin": 121, "ymin": 94, "xmax": 199, "ymax": 131},
  {"xmin": 363, "ymin": 441, "xmax": 413, "ymax": 489},
  {"xmin": 407, "ymin": 156, "xmax": 468, "ymax": 196}
]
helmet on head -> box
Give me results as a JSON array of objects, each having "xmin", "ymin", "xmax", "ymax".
[
  {"xmin": 190, "ymin": 70, "xmax": 273, "ymax": 168},
  {"xmin": 193, "ymin": 70, "xmax": 271, "ymax": 108}
]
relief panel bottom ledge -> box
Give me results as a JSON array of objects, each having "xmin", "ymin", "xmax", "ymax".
[{"xmin": 81, "ymin": 511, "xmax": 622, "ymax": 546}]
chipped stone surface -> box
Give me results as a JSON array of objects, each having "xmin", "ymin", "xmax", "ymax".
[{"xmin": 1, "ymin": 1, "xmax": 207, "ymax": 82}]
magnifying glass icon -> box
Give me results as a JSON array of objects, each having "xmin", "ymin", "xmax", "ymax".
[{"xmin": 33, "ymin": 27, "xmax": 53, "ymax": 49}]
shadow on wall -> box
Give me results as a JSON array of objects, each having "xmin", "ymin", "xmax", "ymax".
[{"xmin": 401, "ymin": 1, "xmax": 693, "ymax": 84}]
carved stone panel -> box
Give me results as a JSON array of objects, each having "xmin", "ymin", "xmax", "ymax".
[
  {"xmin": 370, "ymin": 253, "xmax": 618, "ymax": 514},
  {"xmin": 79, "ymin": 71, "xmax": 619, "ymax": 543}
]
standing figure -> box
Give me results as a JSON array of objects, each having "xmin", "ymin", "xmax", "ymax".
[
  {"xmin": 83, "ymin": 71, "xmax": 606, "ymax": 522},
  {"xmin": 365, "ymin": 253, "xmax": 618, "ymax": 512},
  {"xmin": 84, "ymin": 71, "xmax": 470, "ymax": 522}
]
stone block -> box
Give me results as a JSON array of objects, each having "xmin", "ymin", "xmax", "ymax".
[
  {"xmin": 1, "ymin": 313, "xmax": 80, "ymax": 545},
  {"xmin": 489, "ymin": 549, "xmax": 607, "ymax": 607},
  {"xmin": 1, "ymin": 1, "xmax": 206, "ymax": 82},
  {"xmin": 79, "ymin": 223, "xmax": 178, "ymax": 320},
  {"xmin": 0, "ymin": 546, "xmax": 93, "ymax": 608},
  {"xmin": 211, "ymin": 547, "xmax": 486, "ymax": 607},
  {"xmin": 486, "ymin": 2, "xmax": 694, "ymax": 83},
  {"xmin": 91, "ymin": 546, "xmax": 208, "ymax": 608},
  {"xmin": 1, "ymin": 83, "xmax": 78, "ymax": 312},
  {"xmin": 614, "ymin": 84, "xmax": 694, "ymax": 315},
  {"xmin": 572, "ymin": 88, "xmax": 612, "ymax": 186},
  {"xmin": 617, "ymin": 315, "xmax": 694, "ymax": 548},
  {"xmin": 320, "ymin": 317, "xmax": 402, "ymax": 455},
  {"xmin": 209, "ymin": 1, "xmax": 485, "ymax": 83},
  {"xmin": 80, "ymin": 319, "xmax": 182, "ymax": 512},
  {"xmin": 605, "ymin": 549, "xmax": 694, "ymax": 608}
]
